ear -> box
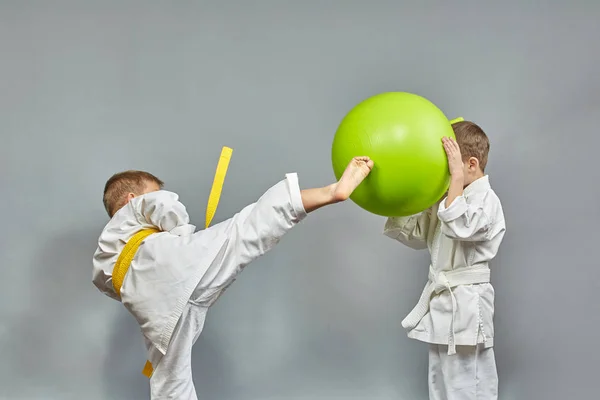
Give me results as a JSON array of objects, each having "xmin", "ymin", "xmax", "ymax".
[
  {"xmin": 467, "ymin": 157, "xmax": 479, "ymax": 171},
  {"xmin": 125, "ymin": 192, "xmax": 136, "ymax": 204}
]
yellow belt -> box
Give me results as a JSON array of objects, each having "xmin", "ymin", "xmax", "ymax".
[
  {"xmin": 112, "ymin": 228, "xmax": 160, "ymax": 297},
  {"xmin": 111, "ymin": 146, "xmax": 233, "ymax": 378}
]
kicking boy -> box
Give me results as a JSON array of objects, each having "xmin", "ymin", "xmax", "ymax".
[
  {"xmin": 383, "ymin": 121, "xmax": 506, "ymax": 399},
  {"xmin": 93, "ymin": 156, "xmax": 373, "ymax": 399}
]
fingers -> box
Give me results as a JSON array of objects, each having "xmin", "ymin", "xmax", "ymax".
[
  {"xmin": 450, "ymin": 137, "xmax": 460, "ymax": 151},
  {"xmin": 451, "ymin": 140, "xmax": 461, "ymax": 155},
  {"xmin": 442, "ymin": 138, "xmax": 455, "ymax": 156},
  {"xmin": 442, "ymin": 136, "xmax": 457, "ymax": 144},
  {"xmin": 442, "ymin": 137, "xmax": 460, "ymax": 154}
]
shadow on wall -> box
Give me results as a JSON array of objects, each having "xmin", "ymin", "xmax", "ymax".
[
  {"xmin": 1, "ymin": 225, "xmax": 234, "ymax": 399},
  {"xmin": 2, "ymin": 224, "xmax": 426, "ymax": 399},
  {"xmin": 2, "ymin": 228, "xmax": 135, "ymax": 400},
  {"xmin": 102, "ymin": 310, "xmax": 150, "ymax": 399},
  {"xmin": 4, "ymin": 223, "xmax": 417, "ymax": 399},
  {"xmin": 189, "ymin": 324, "xmax": 238, "ymax": 400},
  {"xmin": 0, "ymin": 227, "xmax": 163, "ymax": 399}
]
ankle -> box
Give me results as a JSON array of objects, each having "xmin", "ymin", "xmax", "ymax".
[{"xmin": 329, "ymin": 182, "xmax": 348, "ymax": 203}]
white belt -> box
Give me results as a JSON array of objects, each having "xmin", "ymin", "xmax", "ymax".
[{"xmin": 401, "ymin": 264, "xmax": 490, "ymax": 355}]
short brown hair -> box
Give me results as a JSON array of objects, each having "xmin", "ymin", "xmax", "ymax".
[
  {"xmin": 103, "ymin": 170, "xmax": 164, "ymax": 217},
  {"xmin": 451, "ymin": 121, "xmax": 490, "ymax": 172}
]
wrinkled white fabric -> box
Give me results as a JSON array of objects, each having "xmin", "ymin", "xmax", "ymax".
[
  {"xmin": 429, "ymin": 344, "xmax": 498, "ymax": 400},
  {"xmin": 383, "ymin": 175, "xmax": 506, "ymax": 351},
  {"xmin": 146, "ymin": 303, "xmax": 207, "ymax": 400},
  {"xmin": 93, "ymin": 173, "xmax": 306, "ymax": 399}
]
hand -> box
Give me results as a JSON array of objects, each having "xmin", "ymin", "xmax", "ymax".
[{"xmin": 442, "ymin": 137, "xmax": 464, "ymax": 177}]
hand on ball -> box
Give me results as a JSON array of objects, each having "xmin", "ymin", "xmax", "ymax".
[{"xmin": 442, "ymin": 137, "xmax": 464, "ymax": 177}]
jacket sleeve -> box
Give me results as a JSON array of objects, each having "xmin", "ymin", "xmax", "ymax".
[
  {"xmin": 437, "ymin": 193, "xmax": 497, "ymax": 241},
  {"xmin": 383, "ymin": 209, "xmax": 432, "ymax": 250}
]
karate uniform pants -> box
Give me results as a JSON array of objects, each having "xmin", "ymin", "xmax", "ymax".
[
  {"xmin": 149, "ymin": 302, "xmax": 208, "ymax": 400},
  {"xmin": 147, "ymin": 174, "xmax": 306, "ymax": 399},
  {"xmin": 429, "ymin": 344, "xmax": 498, "ymax": 400}
]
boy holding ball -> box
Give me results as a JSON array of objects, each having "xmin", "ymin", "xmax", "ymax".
[{"xmin": 383, "ymin": 121, "xmax": 506, "ymax": 399}]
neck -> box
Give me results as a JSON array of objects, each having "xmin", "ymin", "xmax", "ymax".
[{"xmin": 465, "ymin": 171, "xmax": 485, "ymax": 187}]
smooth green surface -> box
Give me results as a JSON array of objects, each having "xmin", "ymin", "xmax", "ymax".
[{"xmin": 331, "ymin": 92, "xmax": 455, "ymax": 217}]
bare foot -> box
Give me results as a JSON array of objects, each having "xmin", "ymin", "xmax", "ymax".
[{"xmin": 332, "ymin": 156, "xmax": 374, "ymax": 202}]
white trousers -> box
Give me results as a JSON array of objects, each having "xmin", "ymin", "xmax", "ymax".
[
  {"xmin": 429, "ymin": 344, "xmax": 498, "ymax": 400},
  {"xmin": 149, "ymin": 302, "xmax": 208, "ymax": 400}
]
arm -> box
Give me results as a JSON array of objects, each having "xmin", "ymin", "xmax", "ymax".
[
  {"xmin": 438, "ymin": 192, "xmax": 494, "ymax": 241},
  {"xmin": 383, "ymin": 210, "xmax": 431, "ymax": 250},
  {"xmin": 445, "ymin": 174, "xmax": 464, "ymax": 209},
  {"xmin": 439, "ymin": 136, "xmax": 495, "ymax": 241}
]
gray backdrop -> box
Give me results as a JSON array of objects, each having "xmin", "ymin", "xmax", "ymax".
[{"xmin": 1, "ymin": 1, "xmax": 599, "ymax": 399}]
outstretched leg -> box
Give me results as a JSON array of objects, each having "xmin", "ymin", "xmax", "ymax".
[{"xmin": 192, "ymin": 156, "xmax": 374, "ymax": 303}]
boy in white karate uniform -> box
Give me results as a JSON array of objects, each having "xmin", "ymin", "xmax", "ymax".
[
  {"xmin": 384, "ymin": 121, "xmax": 506, "ymax": 399},
  {"xmin": 93, "ymin": 156, "xmax": 373, "ymax": 400}
]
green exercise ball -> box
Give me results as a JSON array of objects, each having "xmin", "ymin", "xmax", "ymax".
[{"xmin": 331, "ymin": 92, "xmax": 456, "ymax": 217}]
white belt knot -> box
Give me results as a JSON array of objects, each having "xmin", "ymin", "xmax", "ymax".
[
  {"xmin": 432, "ymin": 271, "xmax": 453, "ymax": 293},
  {"xmin": 401, "ymin": 264, "xmax": 490, "ymax": 356}
]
